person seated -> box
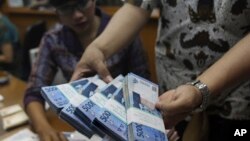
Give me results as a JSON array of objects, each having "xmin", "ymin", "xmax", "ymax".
[
  {"xmin": 23, "ymin": 0, "xmax": 150, "ymax": 140},
  {"xmin": 0, "ymin": 1, "xmax": 19, "ymax": 74}
]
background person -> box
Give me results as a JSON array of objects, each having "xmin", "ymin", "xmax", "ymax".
[
  {"xmin": 0, "ymin": 0, "xmax": 19, "ymax": 74},
  {"xmin": 23, "ymin": 0, "xmax": 150, "ymax": 141}
]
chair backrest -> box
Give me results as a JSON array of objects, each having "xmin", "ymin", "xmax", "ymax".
[
  {"xmin": 29, "ymin": 48, "xmax": 67, "ymax": 85},
  {"xmin": 29, "ymin": 48, "xmax": 39, "ymax": 66},
  {"xmin": 21, "ymin": 20, "xmax": 47, "ymax": 81}
]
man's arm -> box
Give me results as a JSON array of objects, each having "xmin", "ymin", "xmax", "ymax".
[{"xmin": 71, "ymin": 3, "xmax": 151, "ymax": 81}]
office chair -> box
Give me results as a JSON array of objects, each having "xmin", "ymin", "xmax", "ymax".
[{"xmin": 21, "ymin": 20, "xmax": 47, "ymax": 81}]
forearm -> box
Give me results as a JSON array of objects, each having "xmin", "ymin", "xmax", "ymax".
[
  {"xmin": 93, "ymin": 3, "xmax": 151, "ymax": 59},
  {"xmin": 198, "ymin": 34, "xmax": 250, "ymax": 96},
  {"xmin": 26, "ymin": 101, "xmax": 51, "ymax": 131}
]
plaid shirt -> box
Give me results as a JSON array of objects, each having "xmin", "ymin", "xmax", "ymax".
[{"xmin": 23, "ymin": 8, "xmax": 150, "ymax": 108}]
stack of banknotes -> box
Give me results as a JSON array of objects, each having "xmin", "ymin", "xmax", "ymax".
[{"xmin": 41, "ymin": 73, "xmax": 168, "ymax": 141}]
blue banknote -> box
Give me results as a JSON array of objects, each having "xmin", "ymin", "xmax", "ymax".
[
  {"xmin": 75, "ymin": 75, "xmax": 124, "ymax": 136},
  {"xmin": 59, "ymin": 76, "xmax": 106, "ymax": 136},
  {"xmin": 41, "ymin": 78, "xmax": 88, "ymax": 114},
  {"xmin": 93, "ymin": 88, "xmax": 127, "ymax": 141}
]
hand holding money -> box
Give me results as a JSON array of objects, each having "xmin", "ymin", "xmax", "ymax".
[{"xmin": 156, "ymin": 85, "xmax": 201, "ymax": 129}]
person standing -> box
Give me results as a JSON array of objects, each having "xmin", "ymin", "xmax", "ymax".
[{"xmin": 71, "ymin": 1, "xmax": 250, "ymax": 140}]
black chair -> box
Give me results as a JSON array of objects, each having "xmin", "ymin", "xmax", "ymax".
[{"xmin": 21, "ymin": 20, "xmax": 47, "ymax": 81}]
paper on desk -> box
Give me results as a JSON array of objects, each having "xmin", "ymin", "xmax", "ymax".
[
  {"xmin": 2, "ymin": 128, "xmax": 38, "ymax": 141},
  {"xmin": 2, "ymin": 111, "xmax": 29, "ymax": 130},
  {"xmin": 0, "ymin": 104, "xmax": 22, "ymax": 117},
  {"xmin": 63, "ymin": 131, "xmax": 113, "ymax": 141}
]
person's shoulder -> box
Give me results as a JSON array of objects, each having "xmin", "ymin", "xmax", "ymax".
[
  {"xmin": 42, "ymin": 23, "xmax": 67, "ymax": 39},
  {"xmin": 46, "ymin": 23, "xmax": 63, "ymax": 34}
]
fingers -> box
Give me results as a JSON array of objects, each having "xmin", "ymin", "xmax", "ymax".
[
  {"xmin": 166, "ymin": 128, "xmax": 180, "ymax": 141},
  {"xmin": 93, "ymin": 60, "xmax": 113, "ymax": 83},
  {"xmin": 59, "ymin": 132, "xmax": 67, "ymax": 141},
  {"xmin": 70, "ymin": 57, "xmax": 113, "ymax": 83},
  {"xmin": 71, "ymin": 61, "xmax": 113, "ymax": 83},
  {"xmin": 70, "ymin": 66, "xmax": 87, "ymax": 82},
  {"xmin": 156, "ymin": 89, "xmax": 183, "ymax": 115},
  {"xmin": 38, "ymin": 130, "xmax": 62, "ymax": 141},
  {"xmin": 169, "ymin": 131, "xmax": 180, "ymax": 141},
  {"xmin": 156, "ymin": 86, "xmax": 199, "ymax": 116}
]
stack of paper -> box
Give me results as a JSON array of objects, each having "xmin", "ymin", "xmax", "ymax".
[
  {"xmin": 41, "ymin": 78, "xmax": 90, "ymax": 114},
  {"xmin": 92, "ymin": 88, "xmax": 127, "ymax": 141},
  {"xmin": 2, "ymin": 128, "xmax": 38, "ymax": 141},
  {"xmin": 75, "ymin": 75, "xmax": 124, "ymax": 137},
  {"xmin": 59, "ymin": 76, "xmax": 106, "ymax": 137},
  {"xmin": 123, "ymin": 73, "xmax": 167, "ymax": 141},
  {"xmin": 0, "ymin": 104, "xmax": 29, "ymax": 130}
]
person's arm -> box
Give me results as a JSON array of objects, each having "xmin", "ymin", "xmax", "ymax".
[
  {"xmin": 26, "ymin": 102, "xmax": 66, "ymax": 141},
  {"xmin": 24, "ymin": 35, "xmax": 66, "ymax": 141},
  {"xmin": 156, "ymin": 34, "xmax": 250, "ymax": 128},
  {"xmin": 71, "ymin": 3, "xmax": 151, "ymax": 82},
  {"xmin": 0, "ymin": 42, "xmax": 13, "ymax": 63},
  {"xmin": 197, "ymin": 33, "xmax": 250, "ymax": 95}
]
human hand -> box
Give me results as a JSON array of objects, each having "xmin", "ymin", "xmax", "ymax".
[
  {"xmin": 35, "ymin": 124, "xmax": 67, "ymax": 141},
  {"xmin": 156, "ymin": 85, "xmax": 202, "ymax": 128},
  {"xmin": 166, "ymin": 128, "xmax": 179, "ymax": 141},
  {"xmin": 71, "ymin": 45, "xmax": 113, "ymax": 82}
]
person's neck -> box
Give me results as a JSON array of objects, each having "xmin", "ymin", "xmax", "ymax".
[{"xmin": 79, "ymin": 16, "xmax": 100, "ymax": 47}]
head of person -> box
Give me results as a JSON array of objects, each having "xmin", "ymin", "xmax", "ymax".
[{"xmin": 49, "ymin": 0, "xmax": 96, "ymax": 34}]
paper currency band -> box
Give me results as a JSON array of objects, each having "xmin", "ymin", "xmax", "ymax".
[{"xmin": 122, "ymin": 0, "xmax": 157, "ymax": 11}]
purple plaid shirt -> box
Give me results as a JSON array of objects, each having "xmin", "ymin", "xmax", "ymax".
[{"xmin": 23, "ymin": 8, "xmax": 150, "ymax": 108}]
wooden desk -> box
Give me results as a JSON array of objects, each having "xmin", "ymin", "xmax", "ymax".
[{"xmin": 0, "ymin": 73, "xmax": 74, "ymax": 140}]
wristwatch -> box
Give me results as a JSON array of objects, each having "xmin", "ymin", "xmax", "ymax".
[{"xmin": 186, "ymin": 80, "xmax": 210, "ymax": 112}]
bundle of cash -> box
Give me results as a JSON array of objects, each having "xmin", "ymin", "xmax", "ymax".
[
  {"xmin": 59, "ymin": 76, "xmax": 107, "ymax": 137},
  {"xmin": 75, "ymin": 75, "xmax": 124, "ymax": 136},
  {"xmin": 41, "ymin": 78, "xmax": 90, "ymax": 114},
  {"xmin": 42, "ymin": 73, "xmax": 168, "ymax": 141},
  {"xmin": 60, "ymin": 103, "xmax": 93, "ymax": 137},
  {"xmin": 92, "ymin": 88, "xmax": 127, "ymax": 141},
  {"xmin": 123, "ymin": 73, "xmax": 167, "ymax": 141}
]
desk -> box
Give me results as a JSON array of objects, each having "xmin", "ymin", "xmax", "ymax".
[{"xmin": 0, "ymin": 73, "xmax": 74, "ymax": 140}]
